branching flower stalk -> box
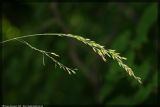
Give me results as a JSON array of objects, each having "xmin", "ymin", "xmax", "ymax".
[
  {"xmin": 16, "ymin": 39, "xmax": 77, "ymax": 75},
  {"xmin": 1, "ymin": 33, "xmax": 142, "ymax": 84}
]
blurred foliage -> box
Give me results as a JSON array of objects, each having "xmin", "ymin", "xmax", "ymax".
[{"xmin": 2, "ymin": 2, "xmax": 158, "ymax": 105}]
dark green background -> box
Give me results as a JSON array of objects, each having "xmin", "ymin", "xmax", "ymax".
[{"xmin": 2, "ymin": 2, "xmax": 158, "ymax": 105}]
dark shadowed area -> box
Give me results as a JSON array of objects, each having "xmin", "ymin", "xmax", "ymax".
[{"xmin": 2, "ymin": 2, "xmax": 158, "ymax": 105}]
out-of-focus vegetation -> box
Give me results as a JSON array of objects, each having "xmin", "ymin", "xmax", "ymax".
[{"xmin": 2, "ymin": 2, "xmax": 158, "ymax": 105}]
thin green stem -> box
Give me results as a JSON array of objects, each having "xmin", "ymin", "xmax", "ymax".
[{"xmin": 1, "ymin": 33, "xmax": 70, "ymax": 43}]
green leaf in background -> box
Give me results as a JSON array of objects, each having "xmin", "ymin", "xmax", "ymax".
[
  {"xmin": 111, "ymin": 30, "xmax": 131, "ymax": 52},
  {"xmin": 2, "ymin": 18, "xmax": 21, "ymax": 39},
  {"xmin": 132, "ymin": 3, "xmax": 157, "ymax": 49}
]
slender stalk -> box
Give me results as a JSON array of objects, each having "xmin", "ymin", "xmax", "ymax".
[{"xmin": 1, "ymin": 33, "xmax": 65, "ymax": 43}]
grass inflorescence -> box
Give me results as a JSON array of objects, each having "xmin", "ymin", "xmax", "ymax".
[{"xmin": 1, "ymin": 33, "xmax": 142, "ymax": 84}]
